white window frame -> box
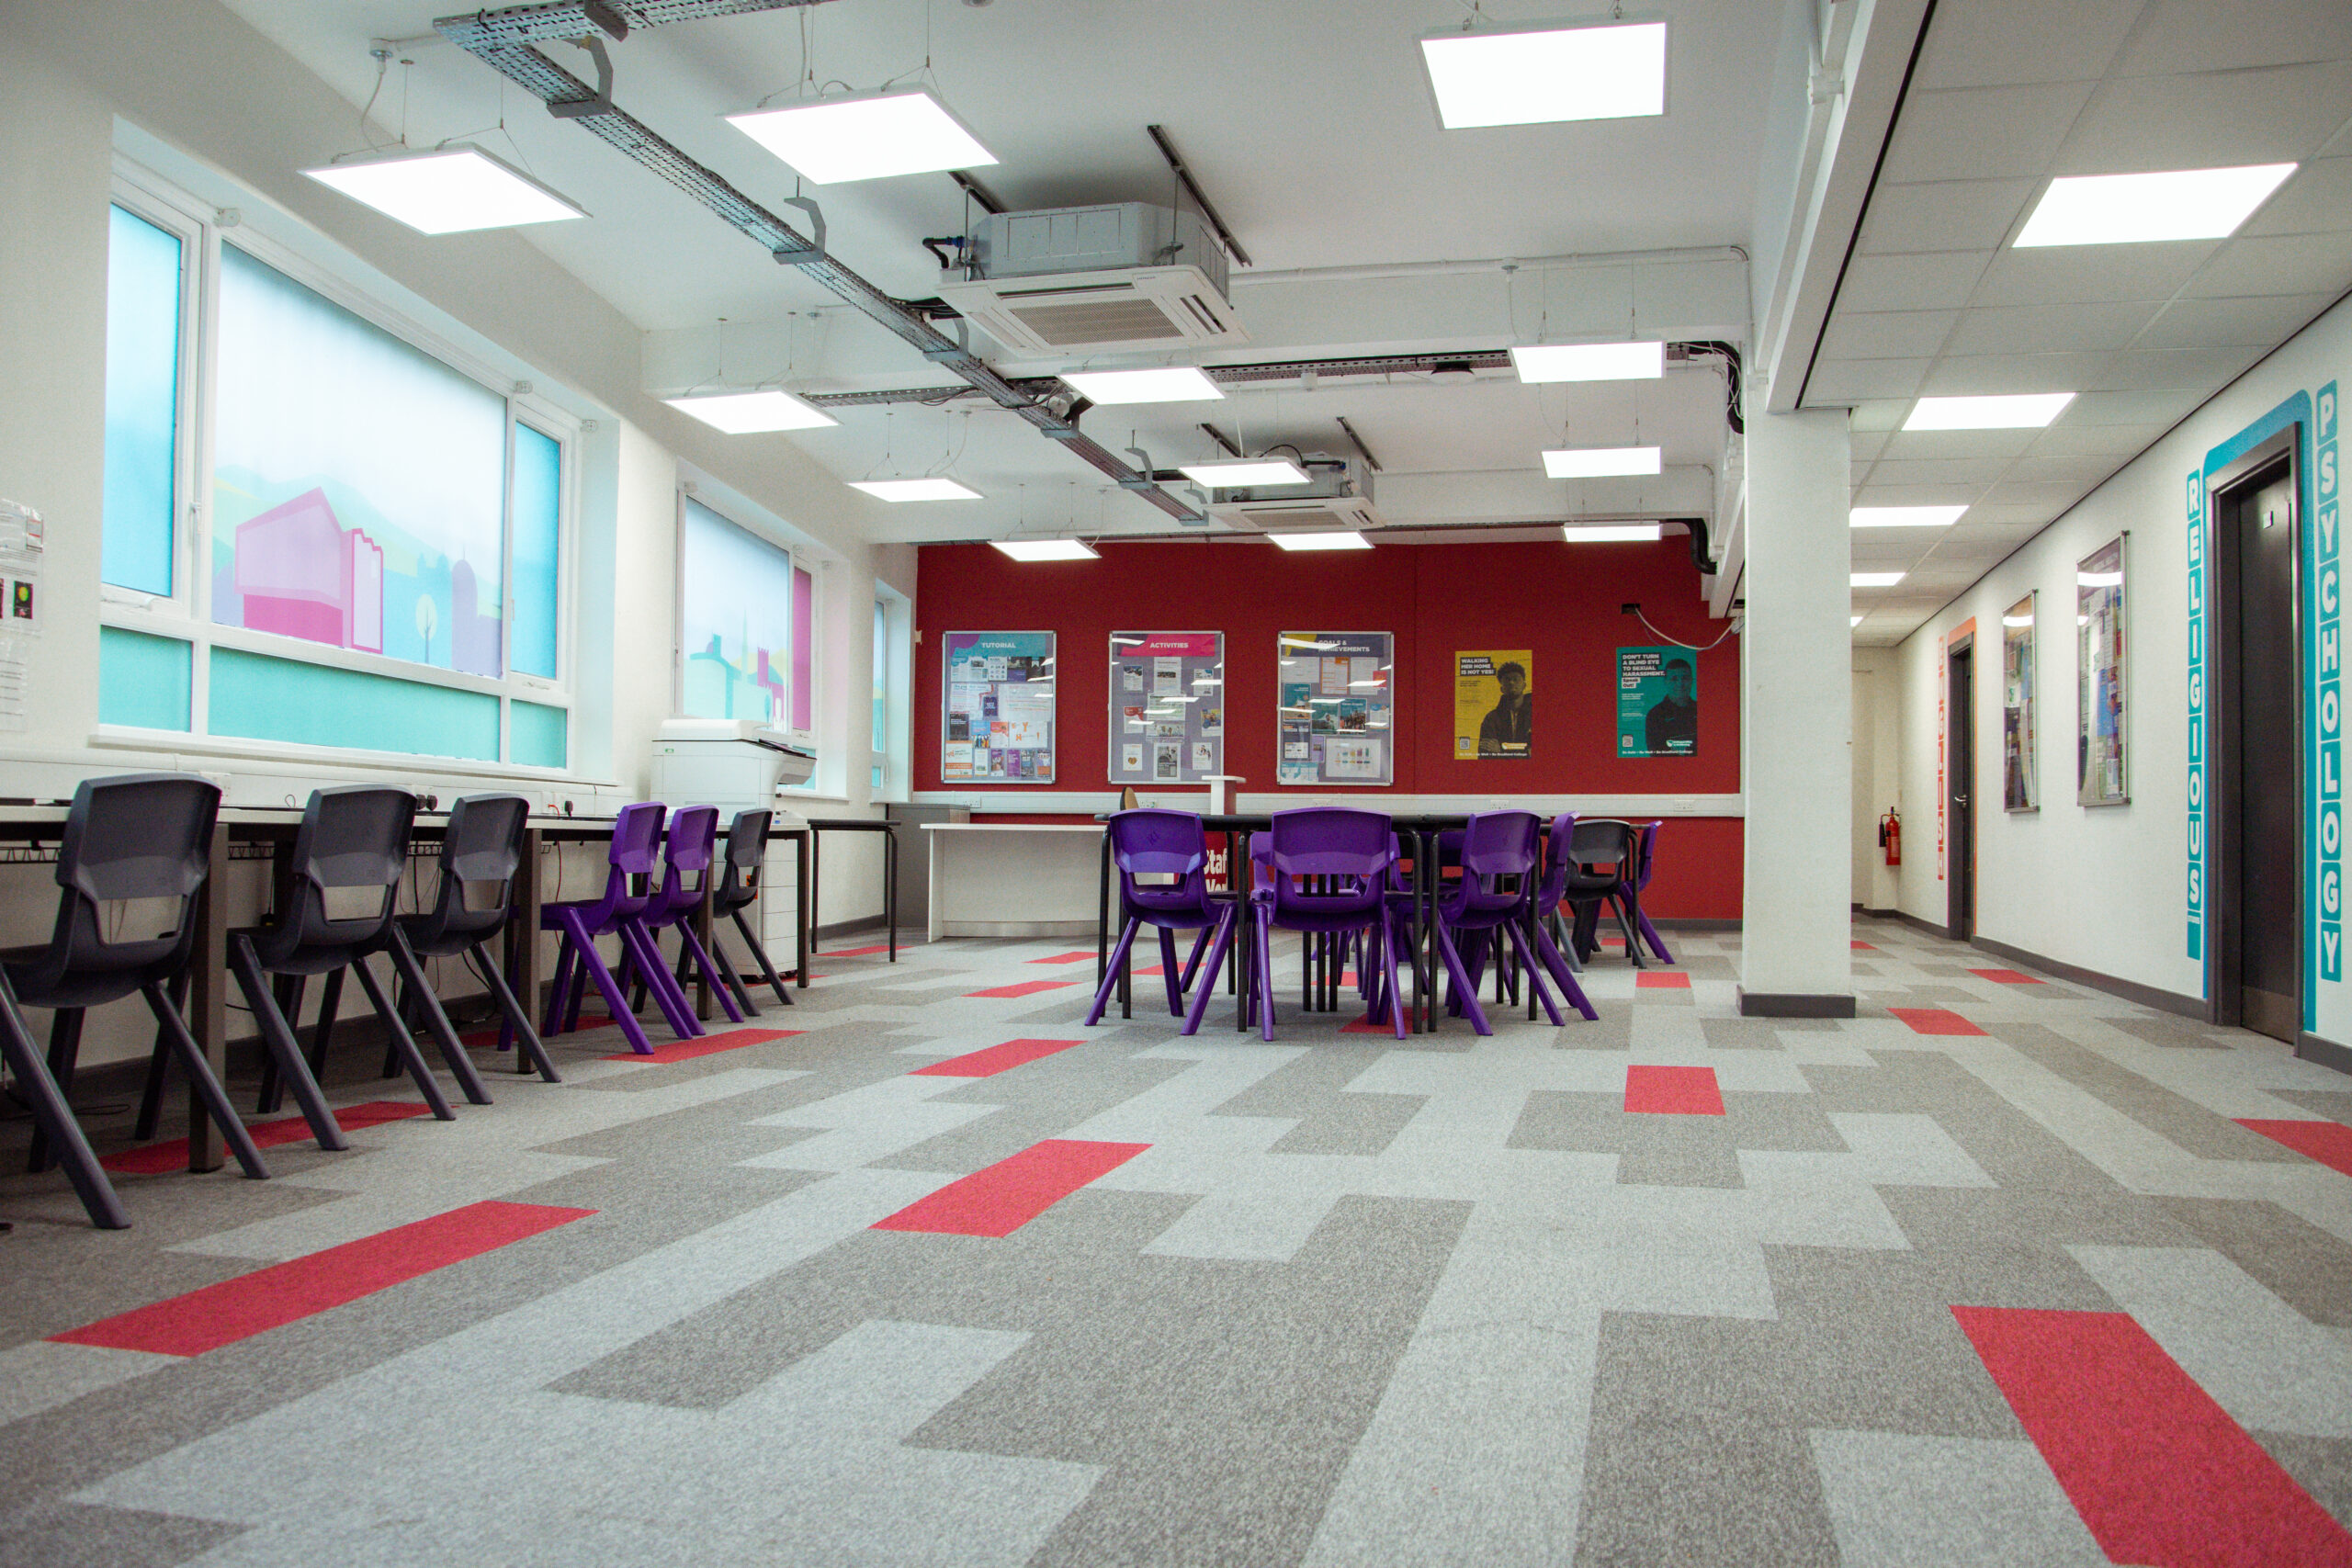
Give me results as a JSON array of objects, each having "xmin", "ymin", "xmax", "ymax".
[
  {"xmin": 872, "ymin": 587, "xmax": 910, "ymax": 803},
  {"xmin": 95, "ymin": 158, "xmax": 582, "ymax": 776},
  {"xmin": 673, "ymin": 483, "xmax": 819, "ymax": 754}
]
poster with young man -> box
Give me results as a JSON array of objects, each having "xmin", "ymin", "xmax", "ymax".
[
  {"xmin": 1618, "ymin": 647, "xmax": 1698, "ymax": 756},
  {"xmin": 1455, "ymin": 650, "xmax": 1532, "ymax": 758}
]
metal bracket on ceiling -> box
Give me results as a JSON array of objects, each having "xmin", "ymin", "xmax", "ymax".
[
  {"xmin": 921, "ymin": 316, "xmax": 970, "ymax": 359},
  {"xmin": 775, "ymin": 195, "xmax": 825, "ymax": 261},
  {"xmin": 550, "ymin": 35, "xmax": 618, "ymax": 118}
]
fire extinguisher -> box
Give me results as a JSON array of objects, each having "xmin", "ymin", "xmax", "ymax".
[{"xmin": 1878, "ymin": 809, "xmax": 1902, "ymax": 866}]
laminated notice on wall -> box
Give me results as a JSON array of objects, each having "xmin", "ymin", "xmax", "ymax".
[{"xmin": 0, "ymin": 500, "xmax": 46, "ymax": 733}]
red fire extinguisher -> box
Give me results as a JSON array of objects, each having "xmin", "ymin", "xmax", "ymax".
[{"xmin": 1878, "ymin": 809, "xmax": 1902, "ymax": 866}]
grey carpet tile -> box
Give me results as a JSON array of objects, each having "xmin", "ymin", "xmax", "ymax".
[{"xmin": 3, "ymin": 927, "xmax": 2350, "ymax": 1564}]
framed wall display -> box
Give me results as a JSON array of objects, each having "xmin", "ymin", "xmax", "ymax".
[
  {"xmin": 1277, "ymin": 631, "xmax": 1394, "ymax": 785},
  {"xmin": 1616, "ymin": 646, "xmax": 1698, "ymax": 756},
  {"xmin": 2003, "ymin": 592, "xmax": 2038, "ymax": 812},
  {"xmin": 1108, "ymin": 631, "xmax": 1224, "ymax": 784},
  {"xmin": 1455, "ymin": 649, "xmax": 1533, "ymax": 758},
  {"xmin": 2077, "ymin": 535, "xmax": 2128, "ymax": 806},
  {"xmin": 942, "ymin": 630, "xmax": 1055, "ymax": 784}
]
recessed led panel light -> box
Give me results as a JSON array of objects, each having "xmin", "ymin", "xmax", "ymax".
[
  {"xmin": 1510, "ymin": 341, "xmax": 1664, "ymax": 383},
  {"xmin": 1544, "ymin": 445, "xmax": 1662, "ymax": 479},
  {"xmin": 1852, "ymin": 571, "xmax": 1905, "ymax": 588},
  {"xmin": 1058, "ymin": 367, "xmax": 1224, "ymax": 404},
  {"xmin": 1268, "ymin": 531, "xmax": 1371, "ymax": 551},
  {"xmin": 663, "ymin": 389, "xmax": 840, "ymax": 434},
  {"xmin": 1851, "ymin": 615, "xmax": 1865, "ymax": 627},
  {"xmin": 1562, "ymin": 523, "xmax": 1664, "ymax": 542},
  {"xmin": 2015, "ymin": 164, "xmax": 2298, "ymax": 247},
  {"xmin": 300, "ymin": 145, "xmax": 587, "ymax": 234},
  {"xmin": 850, "ymin": 478, "xmax": 982, "ymax": 502},
  {"xmin": 1905, "ymin": 393, "xmax": 2075, "ymax": 431},
  {"xmin": 991, "ymin": 539, "xmax": 1098, "ymax": 562},
  {"xmin": 1851, "ymin": 505, "xmax": 1966, "ymax": 528},
  {"xmin": 2077, "ymin": 570, "xmax": 2123, "ymax": 588},
  {"xmin": 726, "ymin": 90, "xmax": 997, "ymax": 185},
  {"xmin": 1179, "ymin": 457, "xmax": 1311, "ymax": 488},
  {"xmin": 1419, "ymin": 20, "xmax": 1668, "ymax": 128}
]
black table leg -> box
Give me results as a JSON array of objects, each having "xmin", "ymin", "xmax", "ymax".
[
  {"xmin": 886, "ymin": 828, "xmax": 899, "ymax": 962},
  {"xmin": 807, "ymin": 829, "xmax": 822, "ymax": 958}
]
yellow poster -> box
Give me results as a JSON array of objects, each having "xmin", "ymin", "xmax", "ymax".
[{"xmin": 1455, "ymin": 649, "xmax": 1532, "ymax": 758}]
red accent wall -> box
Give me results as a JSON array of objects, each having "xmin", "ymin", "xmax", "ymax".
[{"xmin": 915, "ymin": 537, "xmax": 1743, "ymax": 917}]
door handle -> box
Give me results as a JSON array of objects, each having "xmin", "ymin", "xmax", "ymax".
[{"xmin": 1954, "ymin": 795, "xmax": 1969, "ymax": 807}]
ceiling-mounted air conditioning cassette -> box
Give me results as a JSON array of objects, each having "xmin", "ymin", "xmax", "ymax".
[
  {"xmin": 938, "ymin": 202, "xmax": 1249, "ymax": 355},
  {"xmin": 1196, "ymin": 456, "xmax": 1383, "ymax": 535}
]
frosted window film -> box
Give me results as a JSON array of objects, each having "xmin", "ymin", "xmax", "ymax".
[
  {"xmin": 792, "ymin": 565, "xmax": 815, "ymax": 733},
  {"xmin": 102, "ymin": 207, "xmax": 183, "ymax": 596},
  {"xmin": 98, "ymin": 627, "xmax": 192, "ymax": 730},
  {"xmin": 212, "ymin": 244, "xmax": 506, "ymax": 674},
  {"xmin": 209, "ymin": 647, "xmax": 499, "ymax": 760},
  {"xmin": 511, "ymin": 423, "xmax": 561, "ymax": 677},
  {"xmin": 511, "ymin": 698, "xmax": 567, "ymax": 768},
  {"xmin": 680, "ymin": 498, "xmax": 795, "ymax": 726}
]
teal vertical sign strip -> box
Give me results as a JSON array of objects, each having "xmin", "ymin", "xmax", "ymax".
[
  {"xmin": 2186, "ymin": 469, "xmax": 2204, "ymax": 967},
  {"xmin": 2318, "ymin": 381, "xmax": 2342, "ymax": 995}
]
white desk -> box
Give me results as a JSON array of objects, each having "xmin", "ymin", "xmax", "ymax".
[{"xmin": 922, "ymin": 822, "xmax": 1102, "ymax": 941}]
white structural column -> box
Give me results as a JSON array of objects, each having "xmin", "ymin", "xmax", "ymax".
[{"xmin": 1739, "ymin": 404, "xmax": 1855, "ymax": 1015}]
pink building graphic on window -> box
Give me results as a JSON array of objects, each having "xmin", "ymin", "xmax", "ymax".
[{"xmin": 234, "ymin": 488, "xmax": 383, "ymax": 653}]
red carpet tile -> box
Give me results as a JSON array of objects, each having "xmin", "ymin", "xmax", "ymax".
[
  {"xmin": 912, "ymin": 1038, "xmax": 1082, "ymax": 1077},
  {"xmin": 1970, "ymin": 967, "xmax": 2044, "ymax": 984},
  {"xmin": 1624, "ymin": 1065, "xmax": 1724, "ymax": 1115},
  {"xmin": 603, "ymin": 1027, "xmax": 799, "ymax": 1064},
  {"xmin": 1953, "ymin": 1305, "xmax": 2352, "ymax": 1567},
  {"xmin": 1341, "ymin": 1013, "xmax": 1405, "ymax": 1034},
  {"xmin": 966, "ymin": 978, "xmax": 1080, "ymax": 999},
  {"xmin": 51, "ymin": 1201, "xmax": 595, "ymax": 1358},
  {"xmin": 1029, "ymin": 951, "xmax": 1097, "ymax": 964},
  {"xmin": 102, "ymin": 1101, "xmax": 432, "ymax": 1175},
  {"xmin": 872, "ymin": 1139, "xmax": 1150, "ymax": 1237},
  {"xmin": 1634, "ymin": 971, "xmax": 1691, "ymax": 989},
  {"xmin": 463, "ymin": 1015, "xmax": 614, "ymax": 1049},
  {"xmin": 1889, "ymin": 1007, "xmax": 1986, "ymax": 1036},
  {"xmin": 1851, "ymin": 940, "xmax": 1876, "ymax": 950},
  {"xmin": 2236, "ymin": 1119, "xmax": 2352, "ymax": 1179},
  {"xmin": 822, "ymin": 943, "xmax": 893, "ymax": 958}
]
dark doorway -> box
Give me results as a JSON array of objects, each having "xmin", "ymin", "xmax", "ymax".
[
  {"xmin": 1949, "ymin": 642, "xmax": 1975, "ymax": 941},
  {"xmin": 2213, "ymin": 437, "xmax": 2301, "ymax": 1043}
]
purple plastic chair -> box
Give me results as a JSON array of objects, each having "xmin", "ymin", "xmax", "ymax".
[
  {"xmin": 1433, "ymin": 812, "xmax": 1564, "ymax": 1033},
  {"xmin": 1230, "ymin": 808, "xmax": 1408, "ymax": 1041},
  {"xmin": 1089, "ymin": 810, "xmax": 1233, "ymax": 1028},
  {"xmin": 543, "ymin": 802, "xmax": 699, "ymax": 1055},
  {"xmin": 1525, "ymin": 814, "xmax": 1603, "ymax": 1021},
  {"xmin": 1624, "ymin": 820, "xmax": 1674, "ymax": 963},
  {"xmin": 628, "ymin": 805, "xmax": 746, "ymax": 1029}
]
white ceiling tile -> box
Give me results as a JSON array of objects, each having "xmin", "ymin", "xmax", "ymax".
[
  {"xmin": 2002, "ymin": 452, "xmax": 2126, "ymax": 484},
  {"xmin": 1849, "ymin": 430, "xmax": 1892, "ymax": 462},
  {"xmin": 2115, "ymin": 0, "xmax": 2352, "ymax": 76},
  {"xmin": 2060, "ymin": 389, "xmax": 2205, "ymax": 425},
  {"xmin": 1970, "ymin": 243, "xmax": 2219, "ymax": 306},
  {"xmin": 1853, "ymin": 536, "xmax": 1939, "ymax": 567},
  {"xmin": 1942, "ymin": 300, "xmax": 2164, "ymax": 355},
  {"xmin": 1805, "ymin": 358, "xmax": 1932, "ymax": 402},
  {"xmin": 1848, "ymin": 400, "xmax": 1916, "ymax": 433},
  {"xmin": 1958, "ymin": 502, "xmax": 2066, "ymax": 527},
  {"xmin": 1920, "ymin": 351, "xmax": 2116, "ymax": 395},
  {"xmin": 2090, "ymin": 344, "xmax": 2268, "ymax": 391},
  {"xmin": 2244, "ymin": 158, "xmax": 2352, "ymax": 239},
  {"xmin": 1859, "ymin": 179, "xmax": 2041, "ymax": 254},
  {"xmin": 1834, "ymin": 251, "xmax": 1997, "ymax": 311},
  {"xmin": 1819, "ymin": 310, "xmax": 1961, "ymax": 359},
  {"xmin": 1854, "ymin": 481, "xmax": 1996, "ymax": 507},
  {"xmin": 2054, "ymin": 62, "xmax": 2352, "ymax": 174},
  {"xmin": 1915, "ymin": 0, "xmax": 2144, "ymax": 87},
  {"xmin": 2180, "ymin": 231, "xmax": 2352, "ymax": 299},
  {"xmin": 1984, "ymin": 479, "xmax": 2097, "ymax": 508},
  {"xmin": 2133, "ymin": 293, "xmax": 2337, "ymax": 350},
  {"xmin": 2025, "ymin": 421, "xmax": 2171, "ymax": 456},
  {"xmin": 1881, "ymin": 83, "xmax": 2099, "ymax": 183},
  {"xmin": 1880, "ymin": 428, "xmax": 2041, "ymax": 461},
  {"xmin": 1869, "ymin": 456, "xmax": 2025, "ymax": 485}
]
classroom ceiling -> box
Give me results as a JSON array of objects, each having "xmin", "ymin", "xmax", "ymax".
[
  {"xmin": 217, "ymin": 0, "xmax": 2352, "ymax": 643},
  {"xmin": 1820, "ymin": 0, "xmax": 2352, "ymax": 646}
]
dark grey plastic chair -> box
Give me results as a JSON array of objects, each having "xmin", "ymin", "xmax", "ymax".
[
  {"xmin": 4, "ymin": 773, "xmax": 266, "ymax": 1224},
  {"xmin": 228, "ymin": 786, "xmax": 486, "ymax": 1150},
  {"xmin": 398, "ymin": 794, "xmax": 559, "ymax": 1083},
  {"xmin": 707, "ymin": 808, "xmax": 794, "ymax": 1010}
]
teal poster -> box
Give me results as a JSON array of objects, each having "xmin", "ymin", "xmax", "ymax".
[{"xmin": 1618, "ymin": 646, "xmax": 1697, "ymax": 756}]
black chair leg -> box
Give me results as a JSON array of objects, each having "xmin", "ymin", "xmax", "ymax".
[
  {"xmin": 470, "ymin": 939, "xmax": 561, "ymax": 1083},
  {"xmin": 255, "ymin": 973, "xmax": 307, "ymax": 1115},
  {"xmin": 230, "ymin": 935, "xmax": 348, "ymax": 1151},
  {"xmin": 385, "ymin": 933, "xmax": 491, "ymax": 1106},
  {"xmin": 349, "ymin": 954, "xmax": 457, "ymax": 1120},
  {"xmin": 133, "ymin": 972, "xmax": 187, "ymax": 1141},
  {"xmin": 731, "ymin": 908, "xmax": 794, "ymax": 1006},
  {"xmin": 1, "ymin": 983, "xmax": 128, "ymax": 1228},
  {"xmin": 141, "ymin": 981, "xmax": 270, "ymax": 1180},
  {"xmin": 26, "ymin": 1008, "xmax": 86, "ymax": 1174},
  {"xmin": 704, "ymin": 931, "xmax": 762, "ymax": 1019}
]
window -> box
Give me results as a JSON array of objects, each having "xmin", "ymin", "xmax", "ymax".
[
  {"xmin": 870, "ymin": 591, "xmax": 909, "ymax": 801},
  {"xmin": 96, "ymin": 173, "xmax": 574, "ymax": 770},
  {"xmin": 679, "ymin": 495, "xmax": 805, "ymax": 735},
  {"xmin": 872, "ymin": 598, "xmax": 888, "ymax": 793}
]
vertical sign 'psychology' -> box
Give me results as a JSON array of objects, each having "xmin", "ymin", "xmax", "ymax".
[{"xmin": 2319, "ymin": 380, "xmax": 2341, "ymax": 984}]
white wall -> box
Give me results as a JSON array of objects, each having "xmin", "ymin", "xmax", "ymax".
[
  {"xmin": 1850, "ymin": 649, "xmax": 1900, "ymax": 910},
  {"xmin": 0, "ymin": 4, "xmax": 917, "ymax": 1065},
  {"xmin": 1894, "ymin": 291, "xmax": 2352, "ymax": 1039}
]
